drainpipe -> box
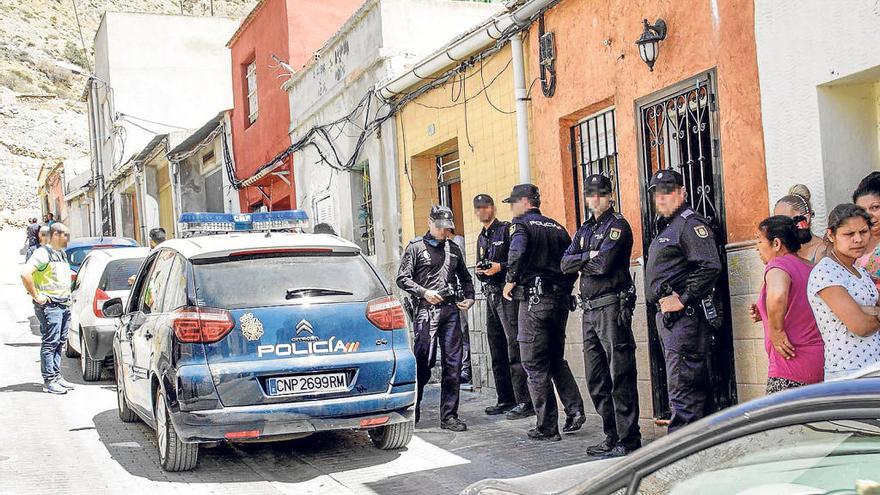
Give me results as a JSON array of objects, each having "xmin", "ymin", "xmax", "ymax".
[{"xmin": 510, "ymin": 32, "xmax": 530, "ymax": 183}]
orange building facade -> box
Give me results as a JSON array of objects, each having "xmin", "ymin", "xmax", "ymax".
[{"xmin": 523, "ymin": 0, "xmax": 770, "ymax": 431}]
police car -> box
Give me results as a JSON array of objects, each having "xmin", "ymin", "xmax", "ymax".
[{"xmin": 101, "ymin": 211, "xmax": 416, "ymax": 471}]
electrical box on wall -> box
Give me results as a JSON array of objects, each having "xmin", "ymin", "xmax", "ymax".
[{"xmin": 539, "ymin": 31, "xmax": 556, "ymax": 67}]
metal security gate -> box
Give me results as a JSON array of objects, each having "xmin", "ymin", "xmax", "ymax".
[{"xmin": 636, "ymin": 70, "xmax": 737, "ymax": 420}]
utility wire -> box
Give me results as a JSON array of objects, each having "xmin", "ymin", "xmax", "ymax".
[{"xmin": 71, "ymin": 0, "xmax": 92, "ymax": 73}]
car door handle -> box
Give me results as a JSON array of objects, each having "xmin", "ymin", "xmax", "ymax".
[{"xmin": 144, "ymin": 330, "xmax": 153, "ymax": 340}]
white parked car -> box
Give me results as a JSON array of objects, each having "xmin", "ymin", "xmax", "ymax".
[{"xmin": 66, "ymin": 247, "xmax": 149, "ymax": 380}]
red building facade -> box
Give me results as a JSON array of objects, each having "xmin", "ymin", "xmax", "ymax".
[{"xmin": 227, "ymin": 0, "xmax": 362, "ymax": 211}]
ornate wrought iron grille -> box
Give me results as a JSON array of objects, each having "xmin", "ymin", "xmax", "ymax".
[
  {"xmin": 640, "ymin": 77, "xmax": 721, "ymax": 237},
  {"xmin": 571, "ymin": 108, "xmax": 619, "ymax": 225}
]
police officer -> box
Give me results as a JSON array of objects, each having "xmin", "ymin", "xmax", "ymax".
[
  {"xmin": 474, "ymin": 194, "xmax": 534, "ymax": 419},
  {"xmin": 397, "ymin": 205, "xmax": 475, "ymax": 432},
  {"xmin": 502, "ymin": 184, "xmax": 586, "ymax": 441},
  {"xmin": 561, "ymin": 174, "xmax": 641, "ymax": 458},
  {"xmin": 645, "ymin": 169, "xmax": 721, "ymax": 433}
]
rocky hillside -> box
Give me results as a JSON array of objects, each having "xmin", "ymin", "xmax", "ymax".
[{"xmin": 0, "ymin": 0, "xmax": 256, "ymax": 228}]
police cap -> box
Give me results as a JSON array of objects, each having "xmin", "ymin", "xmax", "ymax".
[
  {"xmin": 473, "ymin": 194, "xmax": 494, "ymax": 207},
  {"xmin": 502, "ymin": 183, "xmax": 540, "ymax": 203},
  {"xmin": 429, "ymin": 205, "xmax": 455, "ymax": 229},
  {"xmin": 648, "ymin": 169, "xmax": 684, "ymax": 191},
  {"xmin": 583, "ymin": 174, "xmax": 613, "ymax": 195}
]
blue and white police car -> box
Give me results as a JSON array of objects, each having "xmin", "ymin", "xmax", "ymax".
[{"xmin": 102, "ymin": 211, "xmax": 416, "ymax": 471}]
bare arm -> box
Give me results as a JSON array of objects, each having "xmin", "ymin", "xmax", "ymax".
[
  {"xmin": 765, "ymin": 268, "xmax": 795, "ymax": 359},
  {"xmin": 19, "ymin": 266, "xmax": 45, "ymax": 303},
  {"xmin": 818, "ymin": 285, "xmax": 880, "ymax": 337}
]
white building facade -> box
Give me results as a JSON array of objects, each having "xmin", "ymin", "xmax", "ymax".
[
  {"xmin": 755, "ymin": 0, "xmax": 880, "ymax": 228},
  {"xmin": 84, "ymin": 13, "xmax": 238, "ymax": 240},
  {"xmin": 286, "ymin": 0, "xmax": 501, "ymax": 279}
]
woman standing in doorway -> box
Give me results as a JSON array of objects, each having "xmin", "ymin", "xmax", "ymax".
[
  {"xmin": 808, "ymin": 204, "xmax": 880, "ymax": 380},
  {"xmin": 774, "ymin": 184, "xmax": 827, "ymax": 264},
  {"xmin": 755, "ymin": 216, "xmax": 824, "ymax": 392},
  {"xmin": 853, "ymin": 172, "xmax": 880, "ymax": 287}
]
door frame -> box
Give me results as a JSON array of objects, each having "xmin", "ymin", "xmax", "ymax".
[{"xmin": 633, "ymin": 68, "xmax": 737, "ymax": 419}]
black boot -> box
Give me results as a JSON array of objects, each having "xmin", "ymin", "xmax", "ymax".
[
  {"xmin": 485, "ymin": 403, "xmax": 515, "ymax": 415},
  {"xmin": 562, "ymin": 412, "xmax": 586, "ymax": 433},
  {"xmin": 526, "ymin": 427, "xmax": 561, "ymax": 442},
  {"xmin": 440, "ymin": 416, "xmax": 468, "ymax": 432},
  {"xmin": 586, "ymin": 437, "xmax": 616, "ymax": 456},
  {"xmin": 505, "ymin": 403, "xmax": 536, "ymax": 420}
]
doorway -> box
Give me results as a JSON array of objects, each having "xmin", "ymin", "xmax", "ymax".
[{"xmin": 635, "ymin": 70, "xmax": 737, "ymax": 420}]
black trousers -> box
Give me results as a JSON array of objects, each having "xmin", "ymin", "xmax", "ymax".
[
  {"xmin": 485, "ymin": 290, "xmax": 530, "ymax": 405},
  {"xmin": 582, "ymin": 302, "xmax": 641, "ymax": 448},
  {"xmin": 414, "ymin": 303, "xmax": 463, "ymax": 421},
  {"xmin": 656, "ymin": 311, "xmax": 713, "ymax": 433},
  {"xmin": 518, "ymin": 296, "xmax": 585, "ymax": 436}
]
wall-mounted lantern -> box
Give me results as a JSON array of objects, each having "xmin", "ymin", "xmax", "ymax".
[{"xmin": 635, "ymin": 18, "xmax": 667, "ymax": 72}]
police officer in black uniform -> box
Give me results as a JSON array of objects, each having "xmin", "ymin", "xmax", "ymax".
[
  {"xmin": 502, "ymin": 184, "xmax": 586, "ymax": 441},
  {"xmin": 645, "ymin": 169, "xmax": 721, "ymax": 433},
  {"xmin": 474, "ymin": 194, "xmax": 534, "ymax": 419},
  {"xmin": 397, "ymin": 205, "xmax": 475, "ymax": 432},
  {"xmin": 561, "ymin": 174, "xmax": 641, "ymax": 458}
]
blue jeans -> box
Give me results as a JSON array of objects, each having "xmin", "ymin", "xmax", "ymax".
[{"xmin": 34, "ymin": 302, "xmax": 70, "ymax": 383}]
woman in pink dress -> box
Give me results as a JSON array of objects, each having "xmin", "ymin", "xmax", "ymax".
[{"xmin": 755, "ymin": 215, "xmax": 825, "ymax": 392}]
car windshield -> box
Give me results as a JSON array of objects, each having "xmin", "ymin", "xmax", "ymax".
[
  {"xmin": 633, "ymin": 419, "xmax": 880, "ymax": 495},
  {"xmin": 68, "ymin": 248, "xmax": 92, "ymax": 267},
  {"xmin": 100, "ymin": 258, "xmax": 145, "ymax": 291},
  {"xmin": 192, "ymin": 252, "xmax": 386, "ymax": 310}
]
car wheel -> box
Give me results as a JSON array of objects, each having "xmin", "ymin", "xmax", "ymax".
[
  {"xmin": 368, "ymin": 419, "xmax": 414, "ymax": 450},
  {"xmin": 65, "ymin": 334, "xmax": 79, "ymax": 358},
  {"xmin": 155, "ymin": 388, "xmax": 198, "ymax": 472},
  {"xmin": 116, "ymin": 359, "xmax": 138, "ymax": 423},
  {"xmin": 80, "ymin": 332, "xmax": 102, "ymax": 381}
]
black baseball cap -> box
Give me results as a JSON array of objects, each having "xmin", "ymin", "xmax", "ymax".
[
  {"xmin": 502, "ymin": 184, "xmax": 540, "ymax": 203},
  {"xmin": 473, "ymin": 194, "xmax": 494, "ymax": 207},
  {"xmin": 648, "ymin": 169, "xmax": 684, "ymax": 191},
  {"xmin": 429, "ymin": 205, "xmax": 455, "ymax": 229},
  {"xmin": 584, "ymin": 174, "xmax": 613, "ymax": 195}
]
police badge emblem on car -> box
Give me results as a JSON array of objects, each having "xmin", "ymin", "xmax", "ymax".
[{"xmin": 240, "ymin": 313, "xmax": 264, "ymax": 341}]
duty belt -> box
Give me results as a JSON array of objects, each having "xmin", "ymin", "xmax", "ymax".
[
  {"xmin": 579, "ymin": 293, "xmax": 619, "ymax": 311},
  {"xmin": 482, "ymin": 284, "xmax": 503, "ymax": 294}
]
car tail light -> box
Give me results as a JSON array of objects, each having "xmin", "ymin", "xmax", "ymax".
[
  {"xmin": 366, "ymin": 296, "xmax": 406, "ymax": 330},
  {"xmin": 93, "ymin": 288, "xmax": 110, "ymax": 318},
  {"xmin": 170, "ymin": 307, "xmax": 234, "ymax": 343}
]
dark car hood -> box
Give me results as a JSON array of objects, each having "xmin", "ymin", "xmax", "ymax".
[{"xmin": 460, "ymin": 458, "xmax": 623, "ymax": 495}]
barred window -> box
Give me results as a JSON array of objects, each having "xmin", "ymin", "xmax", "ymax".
[{"xmin": 571, "ymin": 108, "xmax": 619, "ymax": 224}]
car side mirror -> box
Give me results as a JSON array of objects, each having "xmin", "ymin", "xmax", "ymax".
[{"xmin": 102, "ymin": 298, "xmax": 125, "ymax": 318}]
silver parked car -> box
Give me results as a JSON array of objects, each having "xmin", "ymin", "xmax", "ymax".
[{"xmin": 66, "ymin": 247, "xmax": 149, "ymax": 380}]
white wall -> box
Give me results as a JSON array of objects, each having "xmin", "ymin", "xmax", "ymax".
[
  {"xmin": 287, "ymin": 0, "xmax": 500, "ymax": 280},
  {"xmin": 755, "ymin": 0, "xmax": 880, "ymax": 230},
  {"xmin": 88, "ymin": 12, "xmax": 238, "ymax": 236}
]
